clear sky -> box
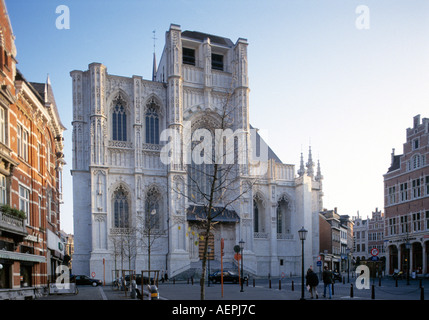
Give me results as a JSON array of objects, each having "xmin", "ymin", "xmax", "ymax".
[{"xmin": 6, "ymin": 0, "xmax": 429, "ymax": 234}]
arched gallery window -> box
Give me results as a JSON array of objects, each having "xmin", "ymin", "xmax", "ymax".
[{"xmin": 113, "ymin": 186, "xmax": 129, "ymax": 228}]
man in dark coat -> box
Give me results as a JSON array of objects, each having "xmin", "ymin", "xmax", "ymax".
[{"xmin": 322, "ymin": 266, "xmax": 333, "ymax": 299}]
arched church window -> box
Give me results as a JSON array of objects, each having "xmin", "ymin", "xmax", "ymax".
[
  {"xmin": 145, "ymin": 104, "xmax": 159, "ymax": 144},
  {"xmin": 112, "ymin": 100, "xmax": 127, "ymax": 141},
  {"xmin": 276, "ymin": 204, "xmax": 283, "ymax": 234},
  {"xmin": 187, "ymin": 127, "xmax": 219, "ymax": 204},
  {"xmin": 113, "ymin": 186, "xmax": 129, "ymax": 228},
  {"xmin": 145, "ymin": 186, "xmax": 161, "ymax": 230},
  {"xmin": 253, "ymin": 199, "xmax": 259, "ymax": 233},
  {"xmin": 276, "ymin": 198, "xmax": 290, "ymax": 235}
]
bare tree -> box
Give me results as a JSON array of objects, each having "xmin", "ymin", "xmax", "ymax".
[
  {"xmin": 137, "ymin": 186, "xmax": 167, "ymax": 279},
  {"xmin": 173, "ymin": 91, "xmax": 257, "ymax": 300}
]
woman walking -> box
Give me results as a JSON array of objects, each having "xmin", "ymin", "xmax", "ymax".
[{"xmin": 305, "ymin": 268, "xmax": 319, "ymax": 299}]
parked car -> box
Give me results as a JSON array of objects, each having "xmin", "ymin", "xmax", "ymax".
[
  {"xmin": 71, "ymin": 275, "xmax": 102, "ymax": 287},
  {"xmin": 208, "ymin": 271, "xmax": 247, "ymax": 284},
  {"xmin": 124, "ymin": 274, "xmax": 153, "ymax": 285}
]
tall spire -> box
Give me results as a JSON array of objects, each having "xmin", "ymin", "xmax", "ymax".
[
  {"xmin": 152, "ymin": 30, "xmax": 158, "ymax": 81},
  {"xmin": 298, "ymin": 152, "xmax": 306, "ymax": 177},
  {"xmin": 152, "ymin": 52, "xmax": 157, "ymax": 81},
  {"xmin": 306, "ymin": 146, "xmax": 314, "ymax": 177},
  {"xmin": 315, "ymin": 159, "xmax": 323, "ymax": 181}
]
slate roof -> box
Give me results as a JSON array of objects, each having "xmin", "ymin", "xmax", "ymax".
[
  {"xmin": 181, "ymin": 30, "xmax": 234, "ymax": 47},
  {"xmin": 387, "ymin": 155, "xmax": 401, "ymax": 173}
]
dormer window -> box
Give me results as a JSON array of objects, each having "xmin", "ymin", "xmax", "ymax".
[
  {"xmin": 211, "ymin": 53, "xmax": 223, "ymax": 71},
  {"xmin": 183, "ymin": 48, "xmax": 195, "ymax": 66}
]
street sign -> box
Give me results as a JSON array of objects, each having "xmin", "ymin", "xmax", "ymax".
[
  {"xmin": 316, "ymin": 261, "xmax": 322, "ymax": 267},
  {"xmin": 371, "ymin": 256, "xmax": 379, "ymax": 261},
  {"xmin": 370, "ymin": 248, "xmax": 379, "ymax": 257}
]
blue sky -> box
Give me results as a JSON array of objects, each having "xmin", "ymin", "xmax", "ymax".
[{"xmin": 6, "ymin": 0, "xmax": 429, "ymax": 234}]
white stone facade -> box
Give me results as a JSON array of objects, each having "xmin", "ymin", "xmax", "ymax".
[{"xmin": 71, "ymin": 24, "xmax": 323, "ymax": 281}]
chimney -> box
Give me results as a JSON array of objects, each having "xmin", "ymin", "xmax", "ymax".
[
  {"xmin": 414, "ymin": 114, "xmax": 420, "ymax": 128},
  {"xmin": 391, "ymin": 148, "xmax": 395, "ymax": 166}
]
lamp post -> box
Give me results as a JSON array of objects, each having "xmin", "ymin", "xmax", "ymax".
[
  {"xmin": 239, "ymin": 239, "xmax": 245, "ymax": 292},
  {"xmin": 405, "ymin": 241, "xmax": 411, "ymax": 286},
  {"xmin": 298, "ymin": 226, "xmax": 308, "ymax": 300}
]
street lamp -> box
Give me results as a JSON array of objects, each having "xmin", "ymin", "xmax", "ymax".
[
  {"xmin": 405, "ymin": 241, "xmax": 411, "ymax": 285},
  {"xmin": 298, "ymin": 226, "xmax": 308, "ymax": 300},
  {"xmin": 239, "ymin": 239, "xmax": 245, "ymax": 292}
]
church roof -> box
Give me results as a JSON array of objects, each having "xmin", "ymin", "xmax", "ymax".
[
  {"xmin": 181, "ymin": 30, "xmax": 234, "ymax": 47},
  {"xmin": 250, "ymin": 124, "xmax": 283, "ymax": 164}
]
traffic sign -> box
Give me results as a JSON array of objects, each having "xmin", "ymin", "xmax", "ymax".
[
  {"xmin": 91, "ymin": 271, "xmax": 96, "ymax": 278},
  {"xmin": 370, "ymin": 248, "xmax": 379, "ymax": 257},
  {"xmin": 317, "ymin": 255, "xmax": 322, "ymax": 262},
  {"xmin": 316, "ymin": 261, "xmax": 322, "ymax": 267},
  {"xmin": 234, "ymin": 253, "xmax": 241, "ymax": 261}
]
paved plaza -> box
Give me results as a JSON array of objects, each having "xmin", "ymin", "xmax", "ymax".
[{"xmin": 38, "ymin": 276, "xmax": 428, "ymax": 301}]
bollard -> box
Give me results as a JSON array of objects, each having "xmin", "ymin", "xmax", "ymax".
[
  {"xmin": 350, "ymin": 283, "xmax": 354, "ymax": 298},
  {"xmin": 269, "ymin": 279, "xmax": 271, "ymax": 289},
  {"xmin": 343, "ymin": 276, "xmax": 345, "ymax": 285},
  {"xmin": 421, "ymin": 286, "xmax": 424, "ymax": 301},
  {"xmin": 371, "ymin": 284, "xmax": 375, "ymax": 299},
  {"xmin": 379, "ymin": 277, "xmax": 381, "ymax": 287},
  {"xmin": 279, "ymin": 279, "xmax": 281, "ymax": 290},
  {"xmin": 191, "ymin": 277, "xmax": 194, "ymax": 285},
  {"xmin": 332, "ymin": 282, "xmax": 334, "ymax": 295},
  {"xmin": 292, "ymin": 280, "xmax": 294, "ymax": 291},
  {"xmin": 253, "ymin": 279, "xmax": 255, "ymax": 288}
]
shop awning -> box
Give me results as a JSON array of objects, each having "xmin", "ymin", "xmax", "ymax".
[
  {"xmin": 0, "ymin": 250, "xmax": 46, "ymax": 263},
  {"xmin": 187, "ymin": 205, "xmax": 240, "ymax": 223}
]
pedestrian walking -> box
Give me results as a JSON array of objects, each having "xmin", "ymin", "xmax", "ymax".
[
  {"xmin": 305, "ymin": 268, "xmax": 319, "ymax": 299},
  {"xmin": 322, "ymin": 266, "xmax": 333, "ymax": 299}
]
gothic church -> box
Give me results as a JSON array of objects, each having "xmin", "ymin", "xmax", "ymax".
[{"xmin": 71, "ymin": 24, "xmax": 323, "ymax": 281}]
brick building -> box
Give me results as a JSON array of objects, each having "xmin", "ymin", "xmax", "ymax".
[
  {"xmin": 0, "ymin": 0, "xmax": 65, "ymax": 299},
  {"xmin": 319, "ymin": 208, "xmax": 341, "ymax": 272},
  {"xmin": 384, "ymin": 115, "xmax": 429, "ymax": 276}
]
